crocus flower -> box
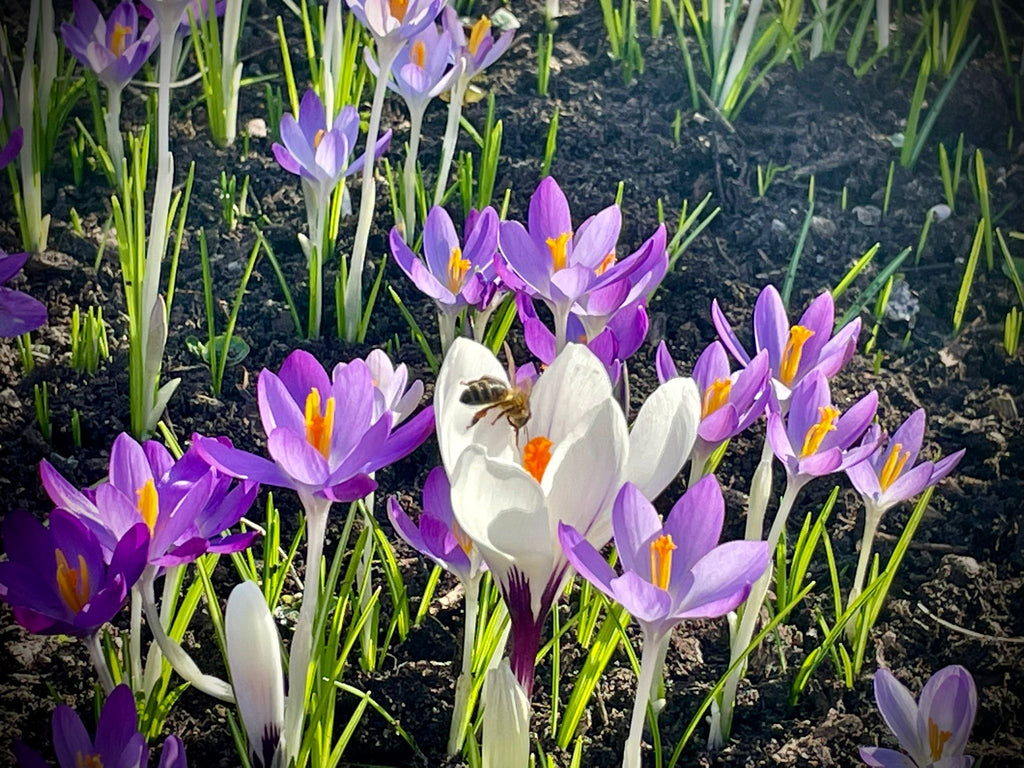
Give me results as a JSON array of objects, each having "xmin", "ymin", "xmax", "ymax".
[
  {"xmin": 226, "ymin": 581, "xmax": 285, "ymax": 768},
  {"xmin": 442, "ymin": 7, "xmax": 515, "ymax": 81},
  {"xmin": 0, "ymin": 249, "xmax": 47, "ymax": 337},
  {"xmin": 712, "ymin": 284, "xmax": 861, "ymax": 404},
  {"xmin": 0, "ymin": 90, "xmax": 23, "ymax": 170},
  {"xmin": 139, "ymin": 0, "xmax": 227, "ymax": 38},
  {"xmin": 366, "ymin": 24, "xmax": 459, "ymax": 114},
  {"xmin": 0, "ymin": 509, "xmax": 148, "ymax": 637},
  {"xmin": 363, "ymin": 348, "xmax": 425, "ymax": 425},
  {"xmin": 860, "ymin": 666, "xmax": 976, "ymax": 768},
  {"xmin": 61, "ymin": 0, "xmax": 158, "ymax": 92},
  {"xmin": 346, "ymin": 0, "xmax": 445, "ymax": 45}
]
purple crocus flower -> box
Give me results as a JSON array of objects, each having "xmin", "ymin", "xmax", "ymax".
[
  {"xmin": 363, "ymin": 348, "xmax": 425, "ymax": 425},
  {"xmin": 0, "ymin": 249, "xmax": 47, "ymax": 337},
  {"xmin": 860, "ymin": 666, "xmax": 976, "ymax": 768},
  {"xmin": 365, "ymin": 24, "xmax": 459, "ymax": 114},
  {"xmin": 0, "ymin": 509, "xmax": 148, "ymax": 637},
  {"xmin": 194, "ymin": 349, "xmax": 435, "ymax": 505},
  {"xmin": 0, "ymin": 90, "xmax": 23, "ymax": 170},
  {"xmin": 39, "ymin": 433, "xmax": 258, "ymax": 567},
  {"xmin": 346, "ymin": 0, "xmax": 445, "ymax": 44},
  {"xmin": 712, "ymin": 284, "xmax": 861, "ymax": 404},
  {"xmin": 766, "ymin": 370, "xmax": 878, "ymax": 485},
  {"xmin": 61, "ymin": 0, "xmax": 157, "ymax": 92},
  {"xmin": 442, "ymin": 7, "xmax": 514, "ymax": 81},
  {"xmin": 847, "ymin": 409, "xmax": 965, "ymax": 516}
]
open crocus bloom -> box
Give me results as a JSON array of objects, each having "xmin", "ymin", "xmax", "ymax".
[
  {"xmin": 712, "ymin": 284, "xmax": 861, "ymax": 404},
  {"xmin": 860, "ymin": 666, "xmax": 976, "ymax": 768},
  {"xmin": 365, "ymin": 24, "xmax": 459, "ymax": 114},
  {"xmin": 346, "ymin": 0, "xmax": 444, "ymax": 44},
  {"xmin": 435, "ymin": 338, "xmax": 699, "ymax": 693},
  {"xmin": 766, "ymin": 370, "xmax": 878, "ymax": 485},
  {"xmin": 442, "ymin": 7, "xmax": 515, "ymax": 81},
  {"xmin": 362, "ymin": 348, "xmax": 425, "ymax": 425},
  {"xmin": 846, "ymin": 409, "xmax": 965, "ymax": 516},
  {"xmin": 62, "ymin": 0, "xmax": 158, "ymax": 92},
  {"xmin": 0, "ymin": 249, "xmax": 47, "ymax": 337}
]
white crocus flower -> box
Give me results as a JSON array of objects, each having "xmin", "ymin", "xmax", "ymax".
[
  {"xmin": 435, "ymin": 338, "xmax": 699, "ymax": 695},
  {"xmin": 226, "ymin": 581, "xmax": 286, "ymax": 768}
]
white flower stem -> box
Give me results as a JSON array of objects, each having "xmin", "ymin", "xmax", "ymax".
[
  {"xmin": 623, "ymin": 630, "xmax": 663, "ymax": 768},
  {"xmin": 344, "ymin": 40, "xmax": 400, "ymax": 342},
  {"xmin": 433, "ymin": 77, "xmax": 469, "ymax": 208},
  {"xmin": 84, "ymin": 631, "xmax": 115, "ymax": 695},
  {"xmin": 403, "ymin": 106, "xmax": 426, "ymax": 241},
  {"xmin": 687, "ymin": 443, "xmax": 711, "ymax": 488},
  {"xmin": 472, "ymin": 304, "xmax": 496, "ymax": 342},
  {"xmin": 283, "ymin": 494, "xmax": 331, "ymax": 765},
  {"xmin": 439, "ymin": 310, "xmax": 458, "ymax": 354},
  {"xmin": 553, "ymin": 305, "xmax": 569, "ymax": 353},
  {"xmin": 129, "ymin": 585, "xmax": 143, "ymax": 691},
  {"xmin": 447, "ymin": 574, "xmax": 481, "ymax": 755},
  {"xmin": 105, "ymin": 86, "xmax": 124, "ymax": 185},
  {"xmin": 848, "ymin": 502, "xmax": 883, "ymax": 611}
]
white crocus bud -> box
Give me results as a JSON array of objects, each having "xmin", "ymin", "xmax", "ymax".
[
  {"xmin": 482, "ymin": 658, "xmax": 531, "ymax": 768},
  {"xmin": 226, "ymin": 581, "xmax": 286, "ymax": 768}
]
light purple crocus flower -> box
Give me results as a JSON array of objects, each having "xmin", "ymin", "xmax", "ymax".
[
  {"xmin": 366, "ymin": 24, "xmax": 459, "ymax": 114},
  {"xmin": 347, "ymin": 0, "xmax": 445, "ymax": 44},
  {"xmin": 712, "ymin": 284, "xmax": 861, "ymax": 404},
  {"xmin": 860, "ymin": 666, "xmax": 976, "ymax": 768},
  {"xmin": 442, "ymin": 7, "xmax": 514, "ymax": 81},
  {"xmin": 40, "ymin": 433, "xmax": 258, "ymax": 567},
  {"xmin": 766, "ymin": 370, "xmax": 878, "ymax": 486},
  {"xmin": 0, "ymin": 249, "xmax": 47, "ymax": 337},
  {"xmin": 0, "ymin": 90, "xmax": 23, "ymax": 171},
  {"xmin": 0, "ymin": 509, "xmax": 148, "ymax": 637},
  {"xmin": 61, "ymin": 0, "xmax": 157, "ymax": 92},
  {"xmin": 363, "ymin": 348, "xmax": 425, "ymax": 425},
  {"xmin": 139, "ymin": 0, "xmax": 227, "ymax": 38}
]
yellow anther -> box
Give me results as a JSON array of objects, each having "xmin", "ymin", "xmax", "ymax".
[
  {"xmin": 452, "ymin": 521, "xmax": 474, "ymax": 555},
  {"xmin": 522, "ymin": 436, "xmax": 553, "ymax": 483},
  {"xmin": 800, "ymin": 405, "xmax": 840, "ymax": 458},
  {"xmin": 76, "ymin": 753, "xmax": 104, "ymax": 768},
  {"xmin": 410, "ymin": 39, "xmax": 426, "ymax": 68},
  {"xmin": 55, "ymin": 549, "xmax": 91, "ymax": 614},
  {"xmin": 388, "ymin": 0, "xmax": 408, "ymax": 20},
  {"xmin": 595, "ymin": 252, "xmax": 616, "ymax": 275},
  {"xmin": 468, "ymin": 16, "xmax": 491, "ymax": 56},
  {"xmin": 313, "ymin": 128, "xmax": 325, "ymax": 149},
  {"xmin": 649, "ymin": 534, "xmax": 677, "ymax": 591},
  {"xmin": 878, "ymin": 442, "xmax": 911, "ymax": 491},
  {"xmin": 701, "ymin": 378, "xmax": 732, "ymax": 419},
  {"xmin": 109, "ymin": 23, "xmax": 131, "ymax": 57},
  {"xmin": 136, "ymin": 479, "xmax": 159, "ymax": 533},
  {"xmin": 304, "ymin": 388, "xmax": 336, "ymax": 459},
  {"xmin": 545, "ymin": 232, "xmax": 572, "ymax": 271},
  {"xmin": 446, "ymin": 246, "xmax": 471, "ymax": 293},
  {"xmin": 928, "ymin": 718, "xmax": 953, "ymax": 760},
  {"xmin": 779, "ymin": 325, "xmax": 815, "ymax": 386}
]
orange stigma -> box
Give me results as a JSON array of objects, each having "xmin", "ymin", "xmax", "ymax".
[
  {"xmin": 55, "ymin": 549, "xmax": 91, "ymax": 614},
  {"xmin": 388, "ymin": 0, "xmax": 408, "ymax": 20},
  {"xmin": 779, "ymin": 325, "xmax": 815, "ymax": 386},
  {"xmin": 110, "ymin": 23, "xmax": 131, "ymax": 57},
  {"xmin": 701, "ymin": 378, "xmax": 732, "ymax": 419},
  {"xmin": 76, "ymin": 753, "xmax": 104, "ymax": 768},
  {"xmin": 649, "ymin": 534, "xmax": 677, "ymax": 590},
  {"xmin": 522, "ymin": 436, "xmax": 553, "ymax": 483},
  {"xmin": 800, "ymin": 405, "xmax": 840, "ymax": 457},
  {"xmin": 304, "ymin": 388, "xmax": 336, "ymax": 459},
  {"xmin": 136, "ymin": 479, "xmax": 159, "ymax": 533},
  {"xmin": 410, "ymin": 39, "xmax": 426, "ymax": 68},
  {"xmin": 879, "ymin": 442, "xmax": 911, "ymax": 491},
  {"xmin": 928, "ymin": 718, "xmax": 953, "ymax": 760},
  {"xmin": 595, "ymin": 252, "xmax": 616, "ymax": 275},
  {"xmin": 468, "ymin": 16, "xmax": 491, "ymax": 55},
  {"xmin": 446, "ymin": 246, "xmax": 471, "ymax": 292},
  {"xmin": 546, "ymin": 232, "xmax": 572, "ymax": 271}
]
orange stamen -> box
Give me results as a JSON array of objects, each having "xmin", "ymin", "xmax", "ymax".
[
  {"xmin": 410, "ymin": 39, "xmax": 426, "ymax": 68},
  {"xmin": 388, "ymin": 0, "xmax": 408, "ymax": 20},
  {"xmin": 595, "ymin": 252, "xmax": 616, "ymax": 275},
  {"xmin": 649, "ymin": 534, "xmax": 677, "ymax": 590},
  {"xmin": 313, "ymin": 128, "xmax": 325, "ymax": 149},
  {"xmin": 779, "ymin": 325, "xmax": 815, "ymax": 386},
  {"xmin": 800, "ymin": 405, "xmax": 840, "ymax": 457},
  {"xmin": 304, "ymin": 388, "xmax": 336, "ymax": 459},
  {"xmin": 136, "ymin": 479, "xmax": 159, "ymax": 533},
  {"xmin": 55, "ymin": 549, "xmax": 91, "ymax": 614},
  {"xmin": 878, "ymin": 442, "xmax": 911, "ymax": 490},
  {"xmin": 110, "ymin": 23, "xmax": 131, "ymax": 57},
  {"xmin": 522, "ymin": 436, "xmax": 553, "ymax": 483},
  {"xmin": 468, "ymin": 16, "xmax": 491, "ymax": 56},
  {"xmin": 701, "ymin": 378, "xmax": 732, "ymax": 419},
  {"xmin": 446, "ymin": 246, "xmax": 471, "ymax": 293},
  {"xmin": 76, "ymin": 753, "xmax": 104, "ymax": 768},
  {"xmin": 545, "ymin": 232, "xmax": 572, "ymax": 271},
  {"xmin": 452, "ymin": 521, "xmax": 474, "ymax": 555},
  {"xmin": 928, "ymin": 718, "xmax": 953, "ymax": 760}
]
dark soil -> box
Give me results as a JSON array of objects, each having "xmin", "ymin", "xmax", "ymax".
[{"xmin": 2, "ymin": 0, "xmax": 1023, "ymax": 766}]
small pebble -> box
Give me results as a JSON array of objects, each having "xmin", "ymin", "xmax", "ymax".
[
  {"xmin": 928, "ymin": 203, "xmax": 952, "ymax": 222},
  {"xmin": 853, "ymin": 205, "xmax": 881, "ymax": 226},
  {"xmin": 246, "ymin": 118, "xmax": 268, "ymax": 139},
  {"xmin": 771, "ymin": 218, "xmax": 788, "ymax": 235},
  {"xmin": 811, "ymin": 215, "xmax": 836, "ymax": 238}
]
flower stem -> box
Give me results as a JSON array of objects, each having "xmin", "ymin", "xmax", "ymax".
[
  {"xmin": 439, "ymin": 310, "xmax": 458, "ymax": 354},
  {"xmin": 433, "ymin": 78, "xmax": 469, "ymax": 208},
  {"xmin": 447, "ymin": 575, "xmax": 481, "ymax": 755},
  {"xmin": 623, "ymin": 631, "xmax": 663, "ymax": 768},
  {"xmin": 403, "ymin": 106, "xmax": 425, "ymax": 241},
  {"xmin": 84, "ymin": 631, "xmax": 115, "ymax": 695},
  {"xmin": 848, "ymin": 502, "xmax": 883, "ymax": 611},
  {"xmin": 105, "ymin": 86, "xmax": 124, "ymax": 186},
  {"xmin": 553, "ymin": 305, "xmax": 569, "ymax": 353},
  {"xmin": 129, "ymin": 585, "xmax": 143, "ymax": 692}
]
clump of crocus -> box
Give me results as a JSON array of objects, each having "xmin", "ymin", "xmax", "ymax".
[
  {"xmin": 860, "ymin": 665, "xmax": 976, "ymax": 768},
  {"xmin": 0, "ymin": 249, "xmax": 47, "ymax": 337},
  {"xmin": 390, "ymin": 205, "xmax": 500, "ymax": 351},
  {"xmin": 845, "ymin": 409, "xmax": 964, "ymax": 606},
  {"xmin": 14, "ymin": 684, "xmax": 187, "ymax": 768},
  {"xmin": 560, "ymin": 479, "xmax": 770, "ymax": 768},
  {"xmin": 272, "ymin": 90, "xmax": 391, "ymax": 337},
  {"xmin": 62, "ymin": 0, "xmax": 157, "ymax": 181}
]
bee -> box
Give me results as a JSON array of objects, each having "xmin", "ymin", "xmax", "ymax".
[{"xmin": 460, "ymin": 343, "xmax": 532, "ymax": 445}]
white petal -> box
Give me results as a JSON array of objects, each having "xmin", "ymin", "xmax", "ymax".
[
  {"xmin": 528, "ymin": 342, "xmax": 614, "ymax": 444},
  {"xmin": 626, "ymin": 376, "xmax": 701, "ymax": 500},
  {"xmin": 482, "ymin": 659, "xmax": 531, "ymax": 768}
]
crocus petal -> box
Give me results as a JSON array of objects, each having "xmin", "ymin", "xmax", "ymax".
[
  {"xmin": 610, "ymin": 483, "xmax": 664, "ymax": 576},
  {"xmin": 108, "ymin": 433, "xmax": 155, "ymax": 499},
  {"xmin": 529, "ymin": 343, "xmax": 615, "ymax": 445},
  {"xmin": 267, "ymin": 429, "xmax": 330, "ymax": 486},
  {"xmin": 321, "ymin": 474, "xmax": 377, "ymax": 502},
  {"xmin": 157, "ymin": 736, "xmax": 188, "ymax": 768},
  {"xmin": 858, "ymin": 746, "xmax": 919, "ymax": 768},
  {"xmin": 887, "ymin": 409, "xmax": 927, "ymax": 467},
  {"xmin": 930, "ymin": 449, "xmax": 965, "ymax": 484},
  {"xmin": 918, "ymin": 665, "xmax": 976, "ymax": 759},
  {"xmin": 793, "ymin": 291, "xmax": 835, "ymax": 377},
  {"xmin": 498, "ymin": 220, "xmax": 550, "ymax": 294},
  {"xmin": 827, "ymin": 390, "xmax": 878, "ymax": 452},
  {"xmin": 626, "ymin": 376, "xmax": 700, "ymax": 500},
  {"xmin": 557, "ymin": 522, "xmax": 617, "ymax": 598},
  {"xmin": 655, "ymin": 341, "xmax": 679, "ymax": 383},
  {"xmin": 93, "ymin": 684, "xmax": 139, "ymax": 758},
  {"xmin": 40, "ymin": 460, "xmax": 101, "ymax": 521},
  {"xmin": 194, "ymin": 435, "xmax": 292, "ymax": 487},
  {"xmin": 366, "ymin": 405, "xmax": 435, "ymax": 471},
  {"xmin": 710, "ymin": 298, "xmax": 752, "ymax": 366},
  {"xmin": 609, "ymin": 570, "xmax": 672, "ymax": 624},
  {"xmin": 390, "ymin": 227, "xmax": 451, "ymax": 303},
  {"xmin": 0, "ymin": 288, "xmax": 47, "ymax": 337},
  {"xmin": 662, "ymin": 475, "xmax": 725, "ymax": 576},
  {"xmin": 873, "ymin": 668, "xmax": 927, "ymax": 762},
  {"xmin": 879, "ymin": 462, "xmax": 933, "ymax": 507},
  {"xmin": 847, "ymin": 456, "xmax": 882, "ymax": 498},
  {"xmin": 692, "ymin": 341, "xmax": 731, "ymax": 390},
  {"xmin": 572, "ymin": 205, "xmax": 621, "ymax": 270},
  {"xmin": 528, "ymin": 176, "xmax": 572, "ymax": 244},
  {"xmin": 752, "ymin": 285, "xmax": 788, "ymax": 374},
  {"xmin": 674, "ymin": 540, "xmax": 770, "ymax": 619},
  {"xmin": 53, "ymin": 705, "xmax": 94, "ymax": 768}
]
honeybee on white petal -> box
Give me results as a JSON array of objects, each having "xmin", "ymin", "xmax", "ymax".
[{"xmin": 459, "ymin": 342, "xmax": 532, "ymax": 446}]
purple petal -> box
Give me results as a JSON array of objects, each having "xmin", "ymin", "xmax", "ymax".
[
  {"xmin": 873, "ymin": 668, "xmax": 925, "ymax": 759},
  {"xmin": 391, "ymin": 227, "xmax": 452, "ymax": 303},
  {"xmin": 0, "ymin": 288, "xmax": 47, "ymax": 337},
  {"xmin": 858, "ymin": 746, "xmax": 918, "ymax": 768},
  {"xmin": 878, "ymin": 462, "xmax": 933, "ymax": 508},
  {"xmin": 611, "ymin": 483, "xmax": 663, "ymax": 577},
  {"xmin": 158, "ymin": 735, "xmax": 188, "ymax": 768},
  {"xmin": 815, "ymin": 317, "xmax": 861, "ymax": 379},
  {"xmin": 194, "ymin": 435, "xmax": 291, "ymax": 487},
  {"xmin": 557, "ymin": 522, "xmax": 617, "ymax": 599},
  {"xmin": 710, "ymin": 298, "xmax": 752, "ymax": 366},
  {"xmin": 94, "ymin": 684, "xmax": 140, "ymax": 757},
  {"xmin": 930, "ymin": 449, "xmax": 965, "ymax": 485},
  {"xmin": 528, "ymin": 176, "xmax": 572, "ymax": 244},
  {"xmin": 321, "ymin": 474, "xmax": 377, "ymax": 502},
  {"xmin": 793, "ymin": 291, "xmax": 835, "ymax": 376},
  {"xmin": 276, "ymin": 350, "xmax": 331, "ymax": 408},
  {"xmin": 266, "ymin": 429, "xmax": 330, "ymax": 487},
  {"xmin": 572, "ymin": 205, "xmax": 621, "ymax": 270},
  {"xmin": 366, "ymin": 405, "xmax": 435, "ymax": 471},
  {"xmin": 499, "ymin": 220, "xmax": 551, "ymax": 294},
  {"xmin": 257, "ymin": 368, "xmax": 307, "ymax": 438},
  {"xmin": 692, "ymin": 341, "xmax": 731, "ymax": 392},
  {"xmin": 674, "ymin": 540, "xmax": 770, "ymax": 619},
  {"xmin": 609, "ymin": 570, "xmax": 672, "ymax": 624},
  {"xmin": 0, "ymin": 250, "xmax": 29, "ymax": 283},
  {"xmin": 752, "ymin": 285, "xmax": 789, "ymax": 373},
  {"xmin": 655, "ymin": 341, "xmax": 679, "ymax": 383},
  {"xmin": 108, "ymin": 433, "xmax": 154, "ymax": 498},
  {"xmin": 887, "ymin": 409, "xmax": 927, "ymax": 467},
  {"xmin": 918, "ymin": 665, "xmax": 976, "ymax": 758},
  {"xmin": 663, "ymin": 475, "xmax": 725, "ymax": 576},
  {"xmin": 786, "ymin": 371, "xmax": 831, "ymax": 449},
  {"xmin": 827, "ymin": 390, "xmax": 878, "ymax": 452},
  {"xmin": 53, "ymin": 705, "xmax": 94, "ymax": 768}
]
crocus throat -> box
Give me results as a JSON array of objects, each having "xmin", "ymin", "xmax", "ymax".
[
  {"xmin": 304, "ymin": 388, "xmax": 336, "ymax": 459},
  {"xmin": 136, "ymin": 479, "xmax": 159, "ymax": 533},
  {"xmin": 468, "ymin": 16, "xmax": 491, "ymax": 55},
  {"xmin": 546, "ymin": 232, "xmax": 572, "ymax": 271},
  {"xmin": 55, "ymin": 549, "xmax": 91, "ymax": 614},
  {"xmin": 109, "ymin": 23, "xmax": 131, "ymax": 57},
  {"xmin": 446, "ymin": 246, "xmax": 471, "ymax": 292},
  {"xmin": 799, "ymin": 405, "xmax": 840, "ymax": 458},
  {"xmin": 649, "ymin": 534, "xmax": 677, "ymax": 591},
  {"xmin": 389, "ymin": 0, "xmax": 409, "ymax": 21},
  {"xmin": 779, "ymin": 325, "xmax": 815, "ymax": 386},
  {"xmin": 701, "ymin": 378, "xmax": 732, "ymax": 419},
  {"xmin": 522, "ymin": 436, "xmax": 553, "ymax": 483},
  {"xmin": 594, "ymin": 252, "xmax": 616, "ymax": 275},
  {"xmin": 76, "ymin": 752, "xmax": 103, "ymax": 768},
  {"xmin": 878, "ymin": 442, "xmax": 910, "ymax": 491},
  {"xmin": 928, "ymin": 718, "xmax": 952, "ymax": 760},
  {"xmin": 410, "ymin": 39, "xmax": 426, "ymax": 68}
]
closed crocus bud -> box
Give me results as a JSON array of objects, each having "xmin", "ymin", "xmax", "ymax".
[
  {"xmin": 482, "ymin": 658, "xmax": 531, "ymax": 768},
  {"xmin": 226, "ymin": 581, "xmax": 285, "ymax": 768}
]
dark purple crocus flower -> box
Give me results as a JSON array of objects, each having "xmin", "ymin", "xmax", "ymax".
[
  {"xmin": 441, "ymin": 7, "xmax": 514, "ymax": 81},
  {"xmin": 61, "ymin": 0, "xmax": 157, "ymax": 92},
  {"xmin": 712, "ymin": 284, "xmax": 861, "ymax": 404},
  {"xmin": 365, "ymin": 24, "xmax": 459, "ymax": 114},
  {"xmin": 766, "ymin": 370, "xmax": 878, "ymax": 485},
  {"xmin": 40, "ymin": 433, "xmax": 258, "ymax": 567},
  {"xmin": 860, "ymin": 666, "xmax": 976, "ymax": 768},
  {"xmin": 0, "ymin": 509, "xmax": 148, "ymax": 637},
  {"xmin": 0, "ymin": 249, "xmax": 47, "ymax": 337},
  {"xmin": 847, "ymin": 409, "xmax": 965, "ymax": 516},
  {"xmin": 194, "ymin": 349, "xmax": 435, "ymax": 505},
  {"xmin": 0, "ymin": 90, "xmax": 23, "ymax": 170}
]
